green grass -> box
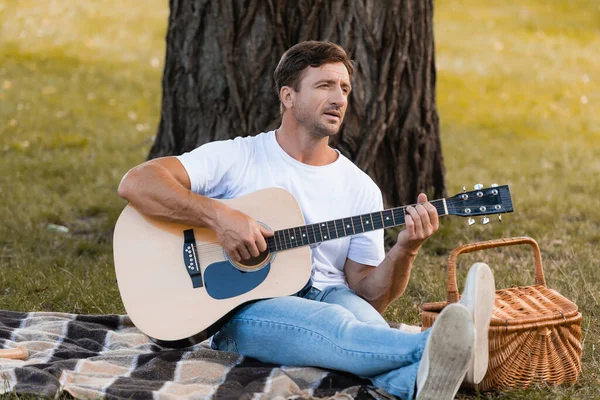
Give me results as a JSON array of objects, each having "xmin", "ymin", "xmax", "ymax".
[{"xmin": 0, "ymin": 0, "xmax": 599, "ymax": 398}]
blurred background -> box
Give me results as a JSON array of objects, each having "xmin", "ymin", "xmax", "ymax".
[{"xmin": 0, "ymin": 1, "xmax": 598, "ymax": 398}]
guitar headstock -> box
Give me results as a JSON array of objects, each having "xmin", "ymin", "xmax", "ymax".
[{"xmin": 447, "ymin": 184, "xmax": 513, "ymax": 225}]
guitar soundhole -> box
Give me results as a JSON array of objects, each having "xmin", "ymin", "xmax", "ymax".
[{"xmin": 236, "ymin": 250, "xmax": 271, "ymax": 271}]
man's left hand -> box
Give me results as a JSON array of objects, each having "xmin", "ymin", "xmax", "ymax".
[{"xmin": 394, "ymin": 193, "xmax": 439, "ymax": 256}]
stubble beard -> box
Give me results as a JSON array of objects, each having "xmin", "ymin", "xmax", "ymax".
[{"xmin": 293, "ymin": 107, "xmax": 343, "ymax": 139}]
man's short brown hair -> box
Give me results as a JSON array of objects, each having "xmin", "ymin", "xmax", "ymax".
[{"xmin": 274, "ymin": 41, "xmax": 354, "ymax": 113}]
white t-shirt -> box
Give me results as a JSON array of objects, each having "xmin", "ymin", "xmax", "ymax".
[{"xmin": 176, "ymin": 130, "xmax": 385, "ymax": 290}]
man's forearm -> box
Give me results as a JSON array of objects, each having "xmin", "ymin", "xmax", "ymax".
[
  {"xmin": 117, "ymin": 162, "xmax": 223, "ymax": 230},
  {"xmin": 354, "ymin": 246, "xmax": 418, "ymax": 313}
]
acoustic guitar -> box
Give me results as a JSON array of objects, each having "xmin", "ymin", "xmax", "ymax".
[{"xmin": 113, "ymin": 184, "xmax": 513, "ymax": 347}]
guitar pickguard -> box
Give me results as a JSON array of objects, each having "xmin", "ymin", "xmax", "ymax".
[{"xmin": 204, "ymin": 261, "xmax": 271, "ymax": 299}]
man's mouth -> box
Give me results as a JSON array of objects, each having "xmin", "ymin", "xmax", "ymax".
[{"xmin": 324, "ymin": 110, "xmax": 341, "ymax": 120}]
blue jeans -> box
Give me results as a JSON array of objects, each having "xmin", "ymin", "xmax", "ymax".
[{"xmin": 211, "ymin": 284, "xmax": 429, "ymax": 399}]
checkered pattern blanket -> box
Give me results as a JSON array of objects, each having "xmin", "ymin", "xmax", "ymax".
[{"xmin": 0, "ymin": 310, "xmax": 397, "ymax": 399}]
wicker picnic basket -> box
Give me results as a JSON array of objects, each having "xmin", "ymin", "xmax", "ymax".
[{"xmin": 421, "ymin": 237, "xmax": 582, "ymax": 391}]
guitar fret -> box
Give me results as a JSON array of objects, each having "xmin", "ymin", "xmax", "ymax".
[
  {"xmin": 282, "ymin": 229, "xmax": 289, "ymax": 249},
  {"xmin": 314, "ymin": 223, "xmax": 323, "ymax": 242},
  {"xmin": 267, "ymin": 237, "xmax": 276, "ymax": 252},
  {"xmin": 351, "ymin": 216, "xmax": 362, "ymax": 233},
  {"xmin": 383, "ymin": 209, "xmax": 393, "ymax": 227},
  {"xmin": 310, "ymin": 224, "xmax": 318, "ymax": 243},
  {"xmin": 393, "ymin": 208, "xmax": 404, "ymax": 225},
  {"xmin": 372, "ymin": 212, "xmax": 383, "ymax": 230},
  {"xmin": 359, "ymin": 215, "xmax": 365, "ymax": 232},
  {"xmin": 320, "ymin": 222, "xmax": 331, "ymax": 241},
  {"xmin": 335, "ymin": 219, "xmax": 344, "ymax": 238},
  {"xmin": 300, "ymin": 226, "xmax": 308, "ymax": 246},
  {"xmin": 342, "ymin": 217, "xmax": 353, "ymax": 235},
  {"xmin": 326, "ymin": 220, "xmax": 337, "ymax": 239},
  {"xmin": 432, "ymin": 200, "xmax": 447, "ymax": 216},
  {"xmin": 276, "ymin": 230, "xmax": 282, "ymax": 250},
  {"xmin": 364, "ymin": 213, "xmax": 373, "ymax": 231}
]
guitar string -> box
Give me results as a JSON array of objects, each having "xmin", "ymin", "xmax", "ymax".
[
  {"xmin": 187, "ymin": 196, "xmax": 502, "ymax": 261},
  {"xmin": 190, "ymin": 202, "xmax": 417, "ymax": 249},
  {"xmin": 189, "ymin": 219, "xmax": 391, "ymax": 252},
  {"xmin": 190, "ymin": 204, "xmax": 482, "ymax": 257},
  {"xmin": 190, "ymin": 219, "xmax": 392, "ymax": 253},
  {"xmin": 189, "ymin": 197, "xmax": 503, "ymax": 253},
  {"xmin": 190, "ymin": 221, "xmax": 400, "ymax": 260},
  {"xmin": 190, "ymin": 201, "xmax": 455, "ymax": 252}
]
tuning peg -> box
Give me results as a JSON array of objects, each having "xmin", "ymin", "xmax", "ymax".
[
  {"xmin": 474, "ymin": 184, "xmax": 483, "ymax": 190},
  {"xmin": 462, "ymin": 186, "xmax": 467, "ymax": 193},
  {"xmin": 491, "ymin": 183, "xmax": 498, "ymax": 188},
  {"xmin": 481, "ymin": 217, "xmax": 490, "ymax": 225},
  {"xmin": 467, "ymin": 218, "xmax": 475, "ymax": 226},
  {"xmin": 498, "ymin": 214, "xmax": 502, "ymax": 222}
]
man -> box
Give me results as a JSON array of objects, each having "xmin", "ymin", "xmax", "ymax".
[{"xmin": 118, "ymin": 41, "xmax": 495, "ymax": 400}]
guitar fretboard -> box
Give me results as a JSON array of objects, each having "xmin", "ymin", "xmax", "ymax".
[{"xmin": 266, "ymin": 199, "xmax": 448, "ymax": 252}]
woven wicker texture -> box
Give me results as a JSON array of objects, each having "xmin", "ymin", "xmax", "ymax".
[{"xmin": 422, "ymin": 237, "xmax": 582, "ymax": 391}]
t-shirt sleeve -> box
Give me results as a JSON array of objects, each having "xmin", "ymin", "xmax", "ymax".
[
  {"xmin": 176, "ymin": 137, "xmax": 247, "ymax": 198},
  {"xmin": 347, "ymin": 184, "xmax": 386, "ymax": 267}
]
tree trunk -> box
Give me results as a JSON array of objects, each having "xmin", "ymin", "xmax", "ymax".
[{"xmin": 149, "ymin": 0, "xmax": 446, "ymax": 207}]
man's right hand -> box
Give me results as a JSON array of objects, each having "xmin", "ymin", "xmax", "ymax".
[{"xmin": 214, "ymin": 205, "xmax": 274, "ymax": 262}]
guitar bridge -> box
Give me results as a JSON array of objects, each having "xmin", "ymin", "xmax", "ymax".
[{"xmin": 183, "ymin": 229, "xmax": 203, "ymax": 288}]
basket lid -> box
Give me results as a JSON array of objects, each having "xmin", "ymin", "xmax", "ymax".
[{"xmin": 490, "ymin": 284, "xmax": 579, "ymax": 326}]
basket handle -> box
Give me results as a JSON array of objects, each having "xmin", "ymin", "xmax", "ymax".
[{"xmin": 446, "ymin": 236, "xmax": 546, "ymax": 303}]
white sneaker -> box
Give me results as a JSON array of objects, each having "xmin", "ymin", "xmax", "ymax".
[
  {"xmin": 458, "ymin": 262, "xmax": 496, "ymax": 385},
  {"xmin": 416, "ymin": 303, "xmax": 474, "ymax": 400},
  {"xmin": 398, "ymin": 323, "xmax": 422, "ymax": 333}
]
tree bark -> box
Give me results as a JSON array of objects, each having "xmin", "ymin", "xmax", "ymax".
[{"xmin": 149, "ymin": 0, "xmax": 446, "ymax": 207}]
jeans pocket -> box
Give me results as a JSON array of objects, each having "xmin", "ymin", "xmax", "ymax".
[{"xmin": 212, "ymin": 332, "xmax": 239, "ymax": 353}]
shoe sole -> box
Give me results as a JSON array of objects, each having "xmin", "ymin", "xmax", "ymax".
[
  {"xmin": 416, "ymin": 304, "xmax": 474, "ymax": 400},
  {"xmin": 459, "ymin": 262, "xmax": 496, "ymax": 385}
]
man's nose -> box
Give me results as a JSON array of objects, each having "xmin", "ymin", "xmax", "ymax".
[{"xmin": 331, "ymin": 86, "xmax": 347, "ymax": 106}]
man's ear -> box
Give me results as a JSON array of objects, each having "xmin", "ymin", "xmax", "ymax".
[{"xmin": 280, "ymin": 86, "xmax": 294, "ymax": 111}]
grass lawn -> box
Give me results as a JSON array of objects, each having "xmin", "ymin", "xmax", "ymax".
[{"xmin": 0, "ymin": 0, "xmax": 599, "ymax": 398}]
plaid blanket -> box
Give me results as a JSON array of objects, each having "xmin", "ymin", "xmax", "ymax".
[{"xmin": 0, "ymin": 310, "xmax": 398, "ymax": 399}]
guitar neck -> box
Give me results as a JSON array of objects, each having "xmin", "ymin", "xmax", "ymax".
[{"xmin": 266, "ymin": 199, "xmax": 448, "ymax": 252}]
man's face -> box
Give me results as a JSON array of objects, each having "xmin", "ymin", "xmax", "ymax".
[{"xmin": 289, "ymin": 62, "xmax": 351, "ymax": 138}]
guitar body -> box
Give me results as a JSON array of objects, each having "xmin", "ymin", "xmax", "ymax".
[{"xmin": 113, "ymin": 187, "xmax": 311, "ymax": 347}]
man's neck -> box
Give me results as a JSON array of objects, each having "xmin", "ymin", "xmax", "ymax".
[{"xmin": 275, "ymin": 124, "xmax": 338, "ymax": 167}]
